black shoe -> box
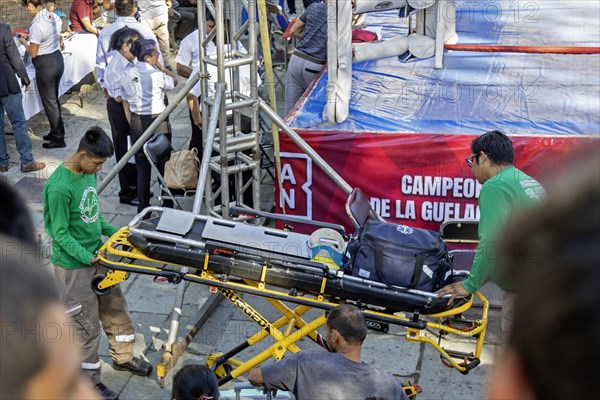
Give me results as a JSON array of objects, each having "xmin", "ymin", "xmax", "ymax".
[
  {"xmin": 95, "ymin": 383, "xmax": 119, "ymax": 400},
  {"xmin": 119, "ymin": 197, "xmax": 140, "ymax": 206},
  {"xmin": 42, "ymin": 141, "xmax": 66, "ymax": 149},
  {"xmin": 113, "ymin": 356, "xmax": 153, "ymax": 376},
  {"xmin": 42, "ymin": 133, "xmax": 51, "ymax": 141}
]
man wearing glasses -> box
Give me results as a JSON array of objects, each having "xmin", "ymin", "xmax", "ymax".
[{"xmin": 436, "ymin": 130, "xmax": 545, "ymax": 338}]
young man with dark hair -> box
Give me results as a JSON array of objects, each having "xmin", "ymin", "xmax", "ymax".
[
  {"xmin": 437, "ymin": 130, "xmax": 545, "ymax": 338},
  {"xmin": 248, "ymin": 304, "xmax": 408, "ymax": 399},
  {"xmin": 0, "ymin": 237, "xmax": 102, "ymax": 400},
  {"xmin": 43, "ymin": 127, "xmax": 152, "ymax": 400}
]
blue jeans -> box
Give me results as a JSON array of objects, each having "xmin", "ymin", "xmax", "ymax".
[{"xmin": 1, "ymin": 92, "xmax": 33, "ymax": 166}]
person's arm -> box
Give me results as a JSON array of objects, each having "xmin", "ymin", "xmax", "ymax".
[
  {"xmin": 290, "ymin": 18, "xmax": 305, "ymax": 38},
  {"xmin": 102, "ymin": 0, "xmax": 115, "ymax": 11},
  {"xmin": 177, "ymin": 63, "xmax": 192, "ymax": 78},
  {"xmin": 461, "ymin": 187, "xmax": 511, "ymax": 293},
  {"xmin": 248, "ymin": 368, "xmax": 264, "ymax": 387},
  {"xmin": 95, "ymin": 33, "xmax": 108, "ymax": 87},
  {"xmin": 93, "ymin": 0, "xmax": 102, "ymax": 14},
  {"xmin": 46, "ymin": 188, "xmax": 96, "ymax": 266},
  {"xmin": 156, "ymin": 62, "xmax": 178, "ymax": 87},
  {"xmin": 248, "ymin": 354, "xmax": 299, "ymax": 393},
  {"xmin": 123, "ymin": 100, "xmax": 132, "ymax": 123},
  {"xmin": 80, "ymin": 16, "xmax": 100, "ymax": 35},
  {"xmin": 17, "ymin": 37, "xmax": 40, "ymax": 58},
  {"xmin": 4, "ymin": 26, "xmax": 30, "ymax": 87},
  {"xmin": 187, "ymin": 93, "xmax": 202, "ymax": 127},
  {"xmin": 121, "ymin": 72, "xmax": 137, "ymax": 122},
  {"xmin": 99, "ymin": 214, "xmax": 118, "ymax": 237}
]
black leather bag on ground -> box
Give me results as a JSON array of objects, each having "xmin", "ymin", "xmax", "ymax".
[{"xmin": 344, "ymin": 219, "xmax": 453, "ymax": 292}]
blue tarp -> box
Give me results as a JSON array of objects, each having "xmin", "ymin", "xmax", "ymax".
[{"xmin": 290, "ymin": 1, "xmax": 600, "ymax": 136}]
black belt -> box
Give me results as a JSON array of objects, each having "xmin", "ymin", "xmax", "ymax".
[
  {"xmin": 293, "ymin": 50, "xmax": 326, "ymax": 65},
  {"xmin": 132, "ymin": 112, "xmax": 161, "ymax": 119}
]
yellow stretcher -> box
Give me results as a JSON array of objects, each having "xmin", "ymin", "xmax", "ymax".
[{"xmin": 95, "ymin": 204, "xmax": 488, "ymax": 389}]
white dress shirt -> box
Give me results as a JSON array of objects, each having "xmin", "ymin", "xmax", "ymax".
[
  {"xmin": 96, "ymin": 16, "xmax": 163, "ymax": 87},
  {"xmin": 104, "ymin": 51, "xmax": 136, "ymax": 99},
  {"xmin": 29, "ymin": 8, "xmax": 62, "ymax": 56},
  {"xmin": 175, "ymin": 29, "xmax": 216, "ymax": 70},
  {"xmin": 122, "ymin": 61, "xmax": 174, "ymax": 115}
]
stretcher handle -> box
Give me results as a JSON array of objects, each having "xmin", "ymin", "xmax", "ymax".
[
  {"xmin": 460, "ymin": 358, "xmax": 481, "ymax": 375},
  {"xmin": 229, "ymin": 206, "xmax": 346, "ymax": 235}
]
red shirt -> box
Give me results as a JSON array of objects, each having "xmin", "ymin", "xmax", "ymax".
[{"xmin": 69, "ymin": 0, "xmax": 95, "ymax": 33}]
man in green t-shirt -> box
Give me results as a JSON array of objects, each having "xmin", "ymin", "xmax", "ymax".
[
  {"xmin": 436, "ymin": 130, "xmax": 545, "ymax": 337},
  {"xmin": 43, "ymin": 127, "xmax": 152, "ymax": 400}
]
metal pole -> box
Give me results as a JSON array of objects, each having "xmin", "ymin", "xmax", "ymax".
[
  {"xmin": 247, "ymin": 0, "xmax": 261, "ymax": 215},
  {"xmin": 216, "ymin": 0, "xmax": 231, "ymax": 217},
  {"xmin": 97, "ymin": 74, "xmax": 200, "ymax": 194},
  {"xmin": 257, "ymin": 99, "xmax": 353, "ymax": 195},
  {"xmin": 192, "ymin": 84, "xmax": 225, "ymax": 214},
  {"xmin": 163, "ymin": 273, "xmax": 189, "ymax": 353},
  {"xmin": 435, "ymin": 0, "xmax": 447, "ymax": 69}
]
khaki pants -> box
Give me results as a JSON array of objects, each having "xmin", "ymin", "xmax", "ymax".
[
  {"xmin": 54, "ymin": 265, "xmax": 135, "ymax": 385},
  {"xmin": 501, "ymin": 291, "xmax": 516, "ymax": 340},
  {"xmin": 141, "ymin": 12, "xmax": 171, "ymax": 68}
]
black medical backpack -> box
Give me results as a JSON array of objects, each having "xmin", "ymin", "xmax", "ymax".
[{"xmin": 343, "ymin": 219, "xmax": 453, "ymax": 292}]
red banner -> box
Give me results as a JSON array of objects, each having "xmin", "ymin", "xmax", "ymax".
[{"xmin": 276, "ymin": 131, "xmax": 593, "ymax": 233}]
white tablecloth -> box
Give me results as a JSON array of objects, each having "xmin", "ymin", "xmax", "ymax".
[{"xmin": 19, "ymin": 33, "xmax": 98, "ymax": 120}]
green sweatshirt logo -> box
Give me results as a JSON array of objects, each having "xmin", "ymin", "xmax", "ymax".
[{"xmin": 80, "ymin": 187, "xmax": 99, "ymax": 224}]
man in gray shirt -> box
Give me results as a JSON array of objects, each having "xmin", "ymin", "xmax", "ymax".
[{"xmin": 248, "ymin": 304, "xmax": 408, "ymax": 400}]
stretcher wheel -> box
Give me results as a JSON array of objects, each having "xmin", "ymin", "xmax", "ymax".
[
  {"xmin": 167, "ymin": 274, "xmax": 182, "ymax": 284},
  {"xmin": 91, "ymin": 274, "xmax": 112, "ymax": 296}
]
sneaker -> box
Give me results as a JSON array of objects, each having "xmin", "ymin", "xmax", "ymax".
[
  {"xmin": 0, "ymin": 164, "xmax": 8, "ymax": 173},
  {"xmin": 113, "ymin": 356, "xmax": 153, "ymax": 376},
  {"xmin": 398, "ymin": 51, "xmax": 416, "ymax": 62},
  {"xmin": 21, "ymin": 161, "xmax": 46, "ymax": 172},
  {"xmin": 95, "ymin": 383, "xmax": 119, "ymax": 400}
]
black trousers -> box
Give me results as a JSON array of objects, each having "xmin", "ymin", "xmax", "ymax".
[
  {"xmin": 169, "ymin": 7, "xmax": 196, "ymax": 42},
  {"xmin": 107, "ymin": 98, "xmax": 137, "ymax": 201},
  {"xmin": 32, "ymin": 50, "xmax": 65, "ymax": 142},
  {"xmin": 188, "ymin": 104, "xmax": 203, "ymax": 154},
  {"xmin": 287, "ymin": 0, "xmax": 297, "ymax": 14},
  {"xmin": 130, "ymin": 113, "xmax": 171, "ymax": 212}
]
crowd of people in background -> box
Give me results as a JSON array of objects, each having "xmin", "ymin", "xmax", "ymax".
[{"xmin": 2, "ymin": 0, "xmax": 325, "ymax": 175}]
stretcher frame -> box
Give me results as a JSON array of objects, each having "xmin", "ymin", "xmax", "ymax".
[{"xmin": 95, "ymin": 208, "xmax": 488, "ymax": 387}]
